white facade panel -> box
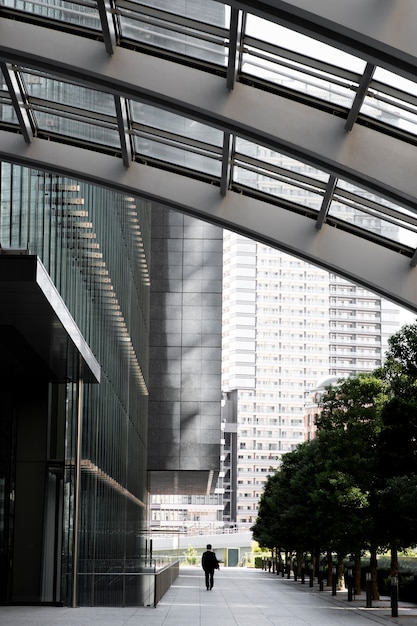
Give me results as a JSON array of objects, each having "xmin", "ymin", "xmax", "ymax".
[{"xmin": 222, "ymin": 224, "xmax": 407, "ymax": 528}]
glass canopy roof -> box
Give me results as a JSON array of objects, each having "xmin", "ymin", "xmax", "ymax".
[{"xmin": 1, "ymin": 0, "xmax": 417, "ymax": 300}]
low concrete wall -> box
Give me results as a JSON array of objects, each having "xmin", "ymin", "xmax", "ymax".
[{"xmin": 154, "ymin": 561, "xmax": 179, "ymax": 607}]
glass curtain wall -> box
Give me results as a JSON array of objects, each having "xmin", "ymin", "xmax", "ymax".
[{"xmin": 0, "ymin": 162, "xmax": 151, "ymax": 606}]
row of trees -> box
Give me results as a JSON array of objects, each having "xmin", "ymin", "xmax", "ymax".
[{"xmin": 251, "ymin": 322, "xmax": 417, "ymax": 597}]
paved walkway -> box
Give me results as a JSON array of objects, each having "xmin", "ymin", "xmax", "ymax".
[{"xmin": 1, "ymin": 566, "xmax": 417, "ymax": 625}]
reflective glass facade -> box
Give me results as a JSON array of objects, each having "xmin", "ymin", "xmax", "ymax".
[
  {"xmin": 0, "ymin": 163, "xmax": 151, "ymax": 606},
  {"xmin": 0, "ymin": 0, "xmax": 224, "ymax": 606}
]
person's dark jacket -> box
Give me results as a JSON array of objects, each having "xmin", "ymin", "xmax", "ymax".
[{"xmin": 202, "ymin": 550, "xmax": 219, "ymax": 572}]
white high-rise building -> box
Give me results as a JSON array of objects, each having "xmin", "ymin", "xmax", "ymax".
[
  {"xmin": 328, "ymin": 276, "xmax": 401, "ymax": 377},
  {"xmin": 222, "ymin": 138, "xmax": 413, "ymax": 527},
  {"xmin": 222, "ymin": 234, "xmax": 330, "ymax": 526},
  {"xmin": 222, "ymin": 233, "xmax": 410, "ymax": 527}
]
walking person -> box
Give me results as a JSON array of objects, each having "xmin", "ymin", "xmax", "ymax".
[{"xmin": 201, "ymin": 544, "xmax": 219, "ymax": 590}]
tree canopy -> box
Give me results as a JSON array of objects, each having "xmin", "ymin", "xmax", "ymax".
[{"xmin": 251, "ymin": 321, "xmax": 417, "ymax": 581}]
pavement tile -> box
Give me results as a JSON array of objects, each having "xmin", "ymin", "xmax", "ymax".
[{"xmin": 1, "ymin": 567, "xmax": 417, "ymax": 625}]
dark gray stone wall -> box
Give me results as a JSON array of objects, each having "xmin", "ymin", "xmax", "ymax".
[{"xmin": 148, "ymin": 207, "xmax": 223, "ymax": 494}]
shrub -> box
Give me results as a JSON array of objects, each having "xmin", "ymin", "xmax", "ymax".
[
  {"xmin": 183, "ymin": 545, "xmax": 198, "ymax": 565},
  {"xmin": 398, "ymin": 575, "xmax": 417, "ymax": 603}
]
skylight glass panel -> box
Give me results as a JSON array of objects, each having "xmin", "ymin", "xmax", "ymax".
[
  {"xmin": 241, "ymin": 46, "xmax": 356, "ymax": 109},
  {"xmin": 336, "ymin": 179, "xmax": 417, "ymax": 221},
  {"xmin": 22, "ymin": 73, "xmax": 116, "ymax": 117},
  {"xmin": 0, "ymin": 84, "xmax": 18, "ymax": 124},
  {"xmin": 233, "ymin": 163, "xmax": 324, "ymax": 209},
  {"xmin": 361, "ymin": 68, "xmax": 417, "ymax": 136},
  {"xmin": 330, "ymin": 180, "xmax": 417, "ymax": 249},
  {"xmin": 119, "ymin": 2, "xmax": 227, "ymax": 66},
  {"xmin": 0, "ymin": 103, "xmax": 18, "ymax": 125},
  {"xmin": 133, "ymin": 134, "xmax": 221, "ymax": 176},
  {"xmin": 120, "ymin": 15, "xmax": 226, "ymax": 64},
  {"xmin": 35, "ymin": 110, "xmax": 120, "ymax": 147},
  {"xmin": 329, "ymin": 199, "xmax": 417, "ymax": 249},
  {"xmin": 126, "ymin": 0, "xmax": 226, "ymax": 27},
  {"xmin": 242, "ymin": 17, "xmax": 365, "ymax": 109},
  {"xmin": 373, "ymin": 68, "xmax": 417, "ymax": 95},
  {"xmin": 0, "ymin": 0, "xmax": 100, "ymax": 30},
  {"xmin": 130, "ymin": 102, "xmax": 223, "ymax": 146},
  {"xmin": 246, "ymin": 17, "xmax": 366, "ymax": 73},
  {"xmin": 235, "ymin": 138, "xmax": 329, "ymax": 184}
]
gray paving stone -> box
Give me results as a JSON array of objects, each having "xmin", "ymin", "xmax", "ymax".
[{"xmin": 0, "ymin": 567, "xmax": 416, "ymax": 625}]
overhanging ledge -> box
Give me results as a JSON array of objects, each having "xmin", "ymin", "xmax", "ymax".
[{"xmin": 0, "ymin": 253, "xmax": 100, "ymax": 383}]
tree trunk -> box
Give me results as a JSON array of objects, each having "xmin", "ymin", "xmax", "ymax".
[
  {"xmin": 277, "ymin": 549, "xmax": 282, "ymax": 575},
  {"xmin": 285, "ymin": 550, "xmax": 291, "ymax": 577},
  {"xmin": 327, "ymin": 551, "xmax": 333, "ymax": 586},
  {"xmin": 296, "ymin": 549, "xmax": 303, "ymax": 577},
  {"xmin": 370, "ymin": 547, "xmax": 379, "ymax": 600},
  {"xmin": 337, "ymin": 556, "xmax": 345, "ymax": 590},
  {"xmin": 314, "ymin": 547, "xmax": 320, "ymax": 578},
  {"xmin": 354, "ymin": 551, "xmax": 362, "ymax": 596},
  {"xmin": 391, "ymin": 544, "xmax": 398, "ymax": 578},
  {"xmin": 311, "ymin": 550, "xmax": 316, "ymax": 581}
]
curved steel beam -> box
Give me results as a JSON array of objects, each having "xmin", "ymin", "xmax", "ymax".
[
  {"xmin": 226, "ymin": 0, "xmax": 417, "ymax": 81},
  {"xmin": 1, "ymin": 129, "xmax": 417, "ymax": 313},
  {"xmin": 1, "ymin": 20, "xmax": 417, "ymax": 213},
  {"xmin": 0, "ymin": 62, "xmax": 34, "ymax": 144}
]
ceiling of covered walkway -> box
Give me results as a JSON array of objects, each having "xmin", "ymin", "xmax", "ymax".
[{"xmin": 1, "ymin": 0, "xmax": 417, "ymax": 310}]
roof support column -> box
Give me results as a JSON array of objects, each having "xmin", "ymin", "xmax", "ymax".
[
  {"xmin": 97, "ymin": 0, "xmax": 118, "ymax": 55},
  {"xmin": 0, "ymin": 63, "xmax": 34, "ymax": 144},
  {"xmin": 226, "ymin": 8, "xmax": 244, "ymax": 91},
  {"xmin": 220, "ymin": 132, "xmax": 234, "ymax": 196},
  {"xmin": 115, "ymin": 95, "xmax": 133, "ymax": 167},
  {"xmin": 316, "ymin": 175, "xmax": 337, "ymax": 230},
  {"xmin": 345, "ymin": 63, "xmax": 376, "ymax": 131}
]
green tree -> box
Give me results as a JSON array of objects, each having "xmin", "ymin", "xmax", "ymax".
[
  {"xmin": 251, "ymin": 472, "xmax": 281, "ymax": 550},
  {"xmin": 373, "ymin": 322, "xmax": 417, "ymax": 576},
  {"xmin": 252, "ymin": 324, "xmax": 417, "ymax": 594},
  {"xmin": 382, "ymin": 322, "xmax": 417, "ymax": 383},
  {"xmin": 317, "ymin": 373, "xmax": 387, "ymax": 595}
]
